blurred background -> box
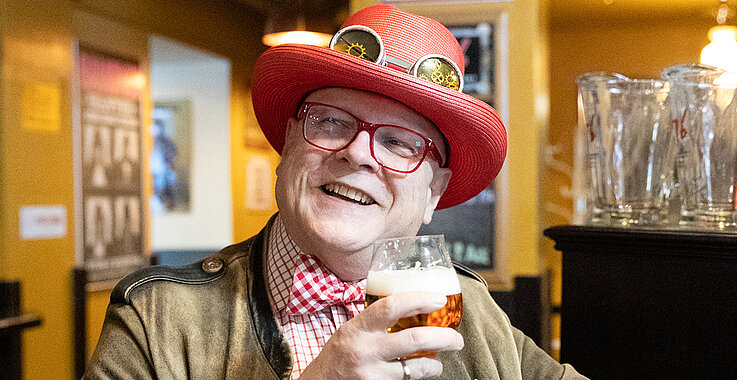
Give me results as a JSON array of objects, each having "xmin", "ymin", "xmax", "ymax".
[{"xmin": 0, "ymin": 0, "xmax": 726, "ymax": 378}]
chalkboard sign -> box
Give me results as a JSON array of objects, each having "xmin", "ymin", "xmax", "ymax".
[
  {"xmin": 448, "ymin": 23, "xmax": 494, "ymax": 104},
  {"xmin": 419, "ymin": 186, "xmax": 496, "ymax": 270}
]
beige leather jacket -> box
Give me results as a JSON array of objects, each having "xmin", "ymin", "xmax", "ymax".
[{"xmin": 84, "ymin": 216, "xmax": 587, "ymax": 379}]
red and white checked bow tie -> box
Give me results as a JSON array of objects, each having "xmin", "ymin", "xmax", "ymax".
[{"xmin": 287, "ymin": 254, "xmax": 366, "ymax": 316}]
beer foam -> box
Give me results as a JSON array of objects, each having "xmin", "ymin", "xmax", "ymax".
[{"xmin": 366, "ymin": 267, "xmax": 462, "ymax": 296}]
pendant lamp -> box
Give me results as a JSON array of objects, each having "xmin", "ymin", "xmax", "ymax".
[{"xmin": 262, "ymin": 0, "xmax": 333, "ymax": 47}]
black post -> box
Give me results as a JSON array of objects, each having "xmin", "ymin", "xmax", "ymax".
[
  {"xmin": 0, "ymin": 280, "xmax": 23, "ymax": 380},
  {"xmin": 512, "ymin": 276, "xmax": 543, "ymax": 347},
  {"xmin": 73, "ymin": 268, "xmax": 88, "ymax": 379}
]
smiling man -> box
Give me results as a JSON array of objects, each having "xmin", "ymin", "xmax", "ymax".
[
  {"xmin": 275, "ymin": 88, "xmax": 452, "ymax": 283},
  {"xmin": 85, "ymin": 5, "xmax": 586, "ymax": 380}
]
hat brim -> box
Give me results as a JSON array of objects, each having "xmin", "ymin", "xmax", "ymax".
[{"xmin": 252, "ymin": 44, "xmax": 507, "ymax": 209}]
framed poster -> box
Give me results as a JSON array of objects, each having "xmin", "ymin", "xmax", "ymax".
[{"xmin": 78, "ymin": 48, "xmax": 147, "ymax": 283}]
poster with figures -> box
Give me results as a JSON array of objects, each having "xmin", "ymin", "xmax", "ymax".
[{"xmin": 80, "ymin": 49, "xmax": 147, "ymax": 282}]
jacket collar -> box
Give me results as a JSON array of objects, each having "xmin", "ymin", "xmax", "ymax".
[{"xmin": 246, "ymin": 214, "xmax": 294, "ymax": 379}]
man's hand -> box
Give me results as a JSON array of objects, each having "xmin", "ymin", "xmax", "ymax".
[{"xmin": 298, "ymin": 291, "xmax": 464, "ymax": 380}]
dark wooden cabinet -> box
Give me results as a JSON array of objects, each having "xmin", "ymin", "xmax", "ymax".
[{"xmin": 545, "ymin": 225, "xmax": 737, "ymax": 380}]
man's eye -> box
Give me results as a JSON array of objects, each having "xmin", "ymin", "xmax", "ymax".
[
  {"xmin": 385, "ymin": 138, "xmax": 410, "ymax": 148},
  {"xmin": 319, "ymin": 117, "xmax": 351, "ymax": 129},
  {"xmin": 309, "ymin": 118, "xmax": 353, "ymax": 139},
  {"xmin": 382, "ymin": 138, "xmax": 419, "ymax": 157}
]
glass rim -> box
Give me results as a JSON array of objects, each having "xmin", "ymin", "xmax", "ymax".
[
  {"xmin": 372, "ymin": 234, "xmax": 446, "ymax": 247},
  {"xmin": 370, "ymin": 234, "xmax": 451, "ymax": 272},
  {"xmin": 576, "ymin": 71, "xmax": 668, "ymax": 88}
]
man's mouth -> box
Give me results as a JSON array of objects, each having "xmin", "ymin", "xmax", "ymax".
[{"xmin": 321, "ymin": 183, "xmax": 376, "ymax": 205}]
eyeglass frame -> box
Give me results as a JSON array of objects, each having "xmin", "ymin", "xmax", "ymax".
[
  {"xmin": 328, "ymin": 25, "xmax": 465, "ymax": 92},
  {"xmin": 297, "ymin": 102, "xmax": 446, "ymax": 173}
]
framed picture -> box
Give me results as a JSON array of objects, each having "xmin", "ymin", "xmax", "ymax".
[{"xmin": 151, "ymin": 99, "xmax": 193, "ymax": 214}]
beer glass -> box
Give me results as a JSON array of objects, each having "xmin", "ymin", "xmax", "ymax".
[
  {"xmin": 662, "ymin": 63, "xmax": 737, "ymax": 230},
  {"xmin": 367, "ymin": 235, "xmax": 462, "ymax": 334},
  {"xmin": 576, "ymin": 72, "xmax": 676, "ymax": 226}
]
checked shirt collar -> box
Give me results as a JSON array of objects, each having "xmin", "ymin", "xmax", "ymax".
[
  {"xmin": 267, "ymin": 216, "xmax": 366, "ymax": 317},
  {"xmin": 287, "ymin": 254, "xmax": 365, "ymax": 316}
]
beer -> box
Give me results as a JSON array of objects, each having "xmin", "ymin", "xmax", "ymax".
[{"xmin": 365, "ymin": 266, "xmax": 463, "ymax": 332}]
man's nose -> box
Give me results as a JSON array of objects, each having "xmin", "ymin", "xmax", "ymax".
[{"xmin": 335, "ymin": 130, "xmax": 381, "ymax": 172}]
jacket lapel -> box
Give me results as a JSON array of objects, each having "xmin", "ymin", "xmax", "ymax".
[{"xmin": 246, "ymin": 215, "xmax": 294, "ymax": 379}]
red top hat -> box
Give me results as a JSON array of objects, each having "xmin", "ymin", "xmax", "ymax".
[{"xmin": 252, "ymin": 4, "xmax": 507, "ymax": 209}]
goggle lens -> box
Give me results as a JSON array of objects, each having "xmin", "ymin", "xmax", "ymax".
[
  {"xmin": 413, "ymin": 56, "xmax": 462, "ymax": 91},
  {"xmin": 331, "ymin": 29, "xmax": 383, "ymax": 63}
]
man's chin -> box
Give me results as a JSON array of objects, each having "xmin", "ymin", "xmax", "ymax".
[
  {"xmin": 318, "ymin": 229, "xmax": 378, "ymax": 251},
  {"xmin": 304, "ymin": 222, "xmax": 378, "ymax": 252}
]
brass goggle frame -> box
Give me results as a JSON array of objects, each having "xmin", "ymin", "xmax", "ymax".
[{"xmin": 329, "ymin": 25, "xmax": 464, "ymax": 92}]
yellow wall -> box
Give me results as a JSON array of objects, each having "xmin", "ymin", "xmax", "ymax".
[
  {"xmin": 85, "ymin": 289, "xmax": 112, "ymax": 359},
  {"xmin": 505, "ymin": 0, "xmax": 549, "ymax": 277},
  {"xmin": 230, "ymin": 92, "xmax": 282, "ymax": 243},
  {"xmin": 1, "ymin": 1, "xmax": 76, "ymax": 378}
]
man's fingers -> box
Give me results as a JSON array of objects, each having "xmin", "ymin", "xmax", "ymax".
[
  {"xmin": 376, "ymin": 326, "xmax": 464, "ymax": 360},
  {"xmin": 358, "ymin": 291, "xmax": 447, "ymax": 332},
  {"xmin": 399, "ymin": 357, "xmax": 444, "ymax": 380}
]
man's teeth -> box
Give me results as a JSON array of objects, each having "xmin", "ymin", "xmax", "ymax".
[{"xmin": 323, "ymin": 184, "xmax": 375, "ymax": 205}]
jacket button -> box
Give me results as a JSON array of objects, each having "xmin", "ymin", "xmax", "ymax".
[{"xmin": 201, "ymin": 257, "xmax": 224, "ymax": 273}]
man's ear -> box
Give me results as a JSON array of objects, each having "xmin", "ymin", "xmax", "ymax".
[
  {"xmin": 281, "ymin": 118, "xmax": 299, "ymax": 155},
  {"xmin": 423, "ymin": 167, "xmax": 452, "ymax": 224},
  {"xmin": 276, "ymin": 118, "xmax": 299, "ymax": 176}
]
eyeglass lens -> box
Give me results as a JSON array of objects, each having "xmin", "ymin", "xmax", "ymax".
[{"xmin": 303, "ymin": 104, "xmax": 429, "ymax": 172}]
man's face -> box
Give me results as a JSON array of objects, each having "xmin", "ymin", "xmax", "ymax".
[{"xmin": 275, "ymin": 87, "xmax": 451, "ymax": 281}]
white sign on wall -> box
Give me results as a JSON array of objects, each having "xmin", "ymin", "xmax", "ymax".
[
  {"xmin": 20, "ymin": 205, "xmax": 67, "ymax": 239},
  {"xmin": 245, "ymin": 156, "xmax": 274, "ymax": 211}
]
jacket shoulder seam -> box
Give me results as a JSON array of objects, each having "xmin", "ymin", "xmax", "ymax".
[
  {"xmin": 111, "ymin": 237, "xmax": 257, "ymax": 305},
  {"xmin": 121, "ymin": 272, "xmax": 226, "ymax": 304}
]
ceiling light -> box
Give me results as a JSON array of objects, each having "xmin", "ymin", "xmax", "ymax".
[
  {"xmin": 701, "ymin": 1, "xmax": 737, "ymax": 71},
  {"xmin": 262, "ymin": 2, "xmax": 333, "ymax": 47}
]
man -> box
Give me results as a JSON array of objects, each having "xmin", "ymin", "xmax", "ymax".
[{"xmin": 85, "ymin": 5, "xmax": 586, "ymax": 379}]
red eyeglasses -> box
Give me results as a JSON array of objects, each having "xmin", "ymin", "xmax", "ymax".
[{"xmin": 297, "ymin": 102, "xmax": 445, "ymax": 173}]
